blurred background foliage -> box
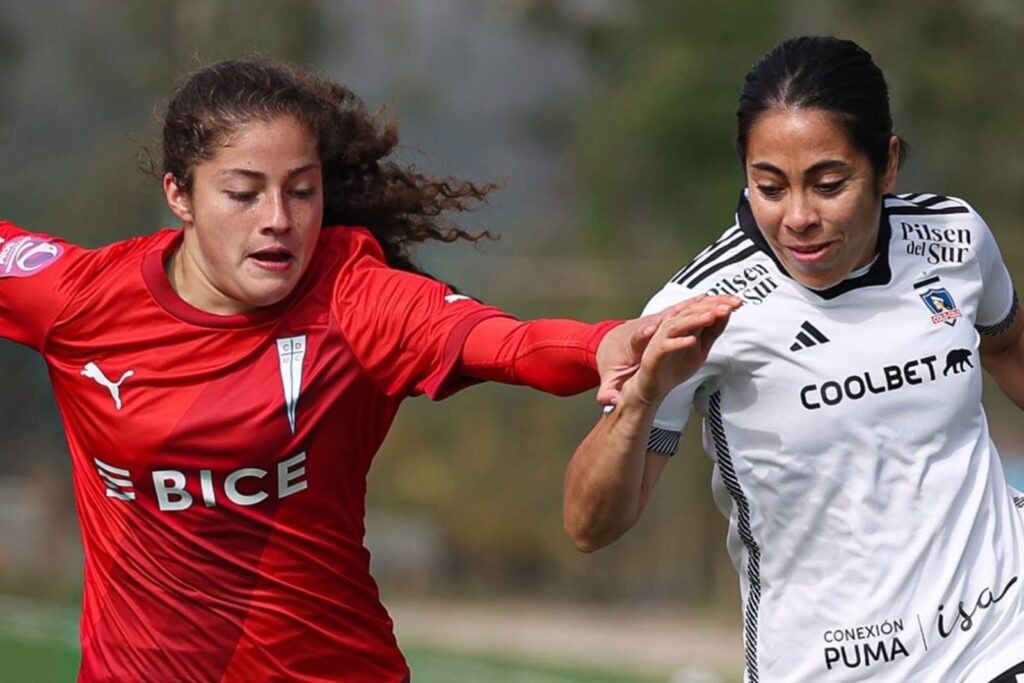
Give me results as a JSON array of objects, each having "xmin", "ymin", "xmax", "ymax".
[{"xmin": 2, "ymin": 0, "xmax": 1024, "ymax": 625}]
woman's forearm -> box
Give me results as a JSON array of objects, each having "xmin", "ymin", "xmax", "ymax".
[
  {"xmin": 458, "ymin": 317, "xmax": 620, "ymax": 396},
  {"xmin": 563, "ymin": 382, "xmax": 666, "ymax": 552},
  {"xmin": 980, "ymin": 304, "xmax": 1024, "ymax": 410},
  {"xmin": 983, "ymin": 344, "xmax": 1024, "ymax": 410}
]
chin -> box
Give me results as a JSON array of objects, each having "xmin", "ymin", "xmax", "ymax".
[
  {"xmin": 245, "ymin": 272, "xmax": 306, "ymax": 305},
  {"xmin": 240, "ymin": 285, "xmax": 296, "ymax": 310},
  {"xmin": 801, "ymin": 279, "xmax": 841, "ymax": 292},
  {"xmin": 790, "ymin": 268, "xmax": 845, "ymax": 292}
]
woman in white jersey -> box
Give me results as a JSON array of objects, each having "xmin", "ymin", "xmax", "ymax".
[{"xmin": 564, "ymin": 36, "xmax": 1024, "ymax": 683}]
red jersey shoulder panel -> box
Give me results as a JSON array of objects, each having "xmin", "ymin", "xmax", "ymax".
[
  {"xmin": 0, "ymin": 222, "xmax": 175, "ymax": 351},
  {"xmin": 327, "ymin": 226, "xmax": 513, "ymax": 399}
]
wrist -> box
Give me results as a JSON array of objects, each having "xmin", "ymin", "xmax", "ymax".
[
  {"xmin": 617, "ymin": 376, "xmax": 662, "ymax": 411},
  {"xmin": 599, "ymin": 377, "xmax": 661, "ymax": 444},
  {"xmin": 590, "ymin": 319, "xmax": 627, "ymax": 369}
]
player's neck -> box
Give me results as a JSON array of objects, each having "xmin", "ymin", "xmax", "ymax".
[{"xmin": 165, "ymin": 241, "xmax": 252, "ymax": 316}]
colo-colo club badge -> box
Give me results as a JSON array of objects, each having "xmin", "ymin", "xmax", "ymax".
[{"xmin": 914, "ymin": 275, "xmax": 962, "ymax": 326}]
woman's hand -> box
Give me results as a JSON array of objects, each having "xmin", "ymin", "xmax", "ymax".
[
  {"xmin": 595, "ymin": 295, "xmax": 741, "ymax": 405},
  {"xmin": 628, "ymin": 295, "xmax": 740, "ymax": 406}
]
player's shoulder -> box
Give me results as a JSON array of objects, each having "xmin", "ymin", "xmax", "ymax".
[
  {"xmin": 885, "ymin": 192, "xmax": 990, "ymax": 236},
  {"xmin": 98, "ymin": 229, "xmax": 179, "ymax": 259},
  {"xmin": 0, "ymin": 221, "xmax": 74, "ymax": 277},
  {"xmin": 313, "ymin": 225, "xmax": 424, "ymax": 307},
  {"xmin": 312, "ymin": 225, "xmax": 390, "ymax": 279},
  {"xmin": 76, "ymin": 229, "xmax": 181, "ymax": 283},
  {"xmin": 0, "ymin": 221, "xmax": 174, "ymax": 281},
  {"xmin": 644, "ymin": 223, "xmax": 778, "ymax": 314},
  {"xmin": 884, "ymin": 192, "xmax": 981, "ymax": 218},
  {"xmin": 319, "ymin": 225, "xmax": 384, "ymax": 258},
  {"xmin": 886, "ymin": 192, "xmax": 998, "ymax": 265}
]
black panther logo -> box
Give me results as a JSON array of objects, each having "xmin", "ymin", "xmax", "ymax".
[{"xmin": 943, "ymin": 348, "xmax": 974, "ymax": 376}]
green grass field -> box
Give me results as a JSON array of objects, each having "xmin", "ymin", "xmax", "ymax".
[
  {"xmin": 0, "ymin": 633, "xmax": 80, "ymax": 681},
  {"xmin": 0, "ymin": 594, "xmax": 744, "ymax": 682},
  {"xmin": 0, "ymin": 631, "xmax": 662, "ymax": 682},
  {"xmin": 404, "ymin": 647, "xmax": 663, "ymax": 683}
]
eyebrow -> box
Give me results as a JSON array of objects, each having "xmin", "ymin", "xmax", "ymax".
[
  {"xmin": 750, "ymin": 159, "xmax": 852, "ymax": 177},
  {"xmin": 216, "ymin": 163, "xmax": 320, "ymax": 180}
]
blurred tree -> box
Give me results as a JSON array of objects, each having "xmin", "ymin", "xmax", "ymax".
[{"xmin": 517, "ymin": 1, "xmax": 787, "ymax": 260}]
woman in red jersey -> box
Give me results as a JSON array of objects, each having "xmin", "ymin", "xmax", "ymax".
[{"xmin": 0, "ymin": 57, "xmax": 736, "ymax": 682}]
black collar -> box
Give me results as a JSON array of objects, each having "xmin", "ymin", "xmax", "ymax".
[{"xmin": 736, "ymin": 190, "xmax": 893, "ymax": 300}]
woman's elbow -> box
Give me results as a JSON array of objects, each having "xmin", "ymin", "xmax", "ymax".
[
  {"xmin": 566, "ymin": 526, "xmax": 604, "ymax": 553},
  {"xmin": 563, "ymin": 510, "xmax": 633, "ymax": 553}
]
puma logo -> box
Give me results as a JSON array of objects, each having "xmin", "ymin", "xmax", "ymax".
[{"xmin": 81, "ymin": 362, "xmax": 134, "ymax": 411}]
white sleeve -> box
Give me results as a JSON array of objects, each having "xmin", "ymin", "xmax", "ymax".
[
  {"xmin": 641, "ymin": 282, "xmax": 727, "ymax": 455},
  {"xmin": 972, "ymin": 211, "xmax": 1017, "ymax": 334}
]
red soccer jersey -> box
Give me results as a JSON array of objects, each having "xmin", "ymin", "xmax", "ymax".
[{"xmin": 0, "ymin": 222, "xmax": 511, "ymax": 682}]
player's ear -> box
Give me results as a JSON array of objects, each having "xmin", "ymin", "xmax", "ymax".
[{"xmin": 163, "ymin": 173, "xmax": 194, "ymax": 224}]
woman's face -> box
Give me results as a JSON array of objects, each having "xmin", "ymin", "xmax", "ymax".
[
  {"xmin": 744, "ymin": 107, "xmax": 898, "ymax": 290},
  {"xmin": 164, "ymin": 115, "xmax": 323, "ymax": 315}
]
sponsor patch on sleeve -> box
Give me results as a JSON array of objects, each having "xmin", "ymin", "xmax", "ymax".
[{"xmin": 0, "ymin": 235, "xmax": 65, "ymax": 278}]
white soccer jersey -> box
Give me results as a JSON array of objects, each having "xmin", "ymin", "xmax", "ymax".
[{"xmin": 646, "ymin": 192, "xmax": 1024, "ymax": 682}]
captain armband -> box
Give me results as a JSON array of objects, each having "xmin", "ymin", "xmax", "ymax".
[
  {"xmin": 976, "ymin": 290, "xmax": 1020, "ymax": 336},
  {"xmin": 647, "ymin": 427, "xmax": 680, "ymax": 456}
]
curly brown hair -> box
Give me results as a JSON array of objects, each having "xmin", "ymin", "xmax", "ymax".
[{"xmin": 159, "ymin": 56, "xmax": 498, "ymax": 277}]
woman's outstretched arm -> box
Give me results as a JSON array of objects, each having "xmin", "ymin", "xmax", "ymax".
[
  {"xmin": 457, "ymin": 296, "xmax": 739, "ymax": 401},
  {"xmin": 563, "ymin": 296, "xmax": 739, "ymax": 552}
]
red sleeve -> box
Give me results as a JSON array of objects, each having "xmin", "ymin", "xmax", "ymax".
[
  {"xmin": 0, "ymin": 221, "xmax": 82, "ymax": 351},
  {"xmin": 331, "ymin": 229, "xmax": 513, "ymax": 399},
  {"xmin": 458, "ymin": 317, "xmax": 621, "ymax": 396}
]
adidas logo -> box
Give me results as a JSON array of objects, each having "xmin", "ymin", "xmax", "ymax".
[{"xmin": 789, "ymin": 321, "xmax": 830, "ymax": 352}]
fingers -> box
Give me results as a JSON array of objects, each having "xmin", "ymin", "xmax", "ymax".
[
  {"xmin": 655, "ymin": 334, "xmax": 701, "ymax": 355},
  {"xmin": 699, "ymin": 310, "xmax": 733, "ymax": 350},
  {"xmin": 597, "ymin": 294, "xmax": 741, "ymax": 406},
  {"xmin": 657, "ymin": 294, "xmax": 741, "ymax": 321},
  {"xmin": 595, "ymin": 386, "xmax": 618, "ymax": 406},
  {"xmin": 625, "ymin": 295, "xmax": 740, "ymax": 349},
  {"xmin": 655, "ymin": 300, "xmax": 736, "ymax": 342},
  {"xmin": 626, "ymin": 319, "xmax": 660, "ymax": 352}
]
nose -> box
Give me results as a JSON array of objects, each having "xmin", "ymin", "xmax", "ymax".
[
  {"xmin": 783, "ymin": 194, "xmax": 820, "ymax": 233},
  {"xmin": 261, "ymin": 190, "xmax": 293, "ymax": 234}
]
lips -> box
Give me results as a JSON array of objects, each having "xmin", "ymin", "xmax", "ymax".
[
  {"xmin": 249, "ymin": 247, "xmax": 292, "ymax": 261},
  {"xmin": 248, "ymin": 246, "xmax": 295, "ymax": 271},
  {"xmin": 785, "ymin": 242, "xmax": 834, "ymax": 264}
]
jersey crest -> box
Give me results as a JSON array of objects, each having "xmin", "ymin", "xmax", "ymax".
[
  {"xmin": 276, "ymin": 335, "xmax": 307, "ymax": 434},
  {"xmin": 912, "ymin": 275, "xmax": 962, "ymax": 326},
  {"xmin": 919, "ymin": 287, "xmax": 962, "ymax": 326}
]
